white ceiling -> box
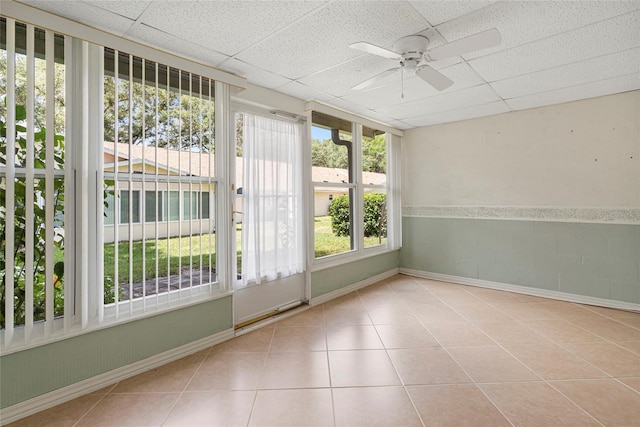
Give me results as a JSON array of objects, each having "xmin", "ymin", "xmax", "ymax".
[{"xmin": 18, "ymin": 0, "xmax": 640, "ymax": 130}]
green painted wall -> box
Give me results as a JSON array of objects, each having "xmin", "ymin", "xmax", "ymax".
[
  {"xmin": 401, "ymin": 217, "xmax": 640, "ymax": 304},
  {"xmin": 311, "ymin": 251, "xmax": 400, "ymax": 298},
  {"xmin": 0, "ymin": 296, "xmax": 232, "ymax": 409}
]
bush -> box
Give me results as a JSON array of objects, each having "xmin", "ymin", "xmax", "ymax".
[
  {"xmin": 327, "ymin": 194, "xmax": 350, "ymax": 237},
  {"xmin": 327, "ymin": 193, "xmax": 387, "ymax": 238}
]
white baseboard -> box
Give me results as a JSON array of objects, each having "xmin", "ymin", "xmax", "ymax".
[
  {"xmin": 400, "ymin": 268, "xmax": 640, "ymax": 313},
  {"xmin": 310, "ymin": 268, "xmax": 399, "ymax": 306},
  {"xmin": 1, "ymin": 328, "xmax": 235, "ymax": 426}
]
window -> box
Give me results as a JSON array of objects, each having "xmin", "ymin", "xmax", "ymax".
[
  {"xmin": 311, "ymin": 111, "xmax": 394, "ymax": 261},
  {"xmin": 102, "ymin": 48, "xmax": 218, "ymax": 311},
  {"xmin": 1, "ymin": 18, "xmax": 69, "ymax": 340},
  {"xmin": 362, "ymin": 126, "xmax": 387, "ymax": 248}
]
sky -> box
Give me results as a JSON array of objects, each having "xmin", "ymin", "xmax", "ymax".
[{"xmin": 311, "ymin": 126, "xmax": 332, "ymax": 140}]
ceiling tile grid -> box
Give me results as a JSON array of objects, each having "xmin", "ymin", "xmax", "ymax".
[{"xmin": 13, "ymin": 0, "xmax": 640, "ymax": 129}]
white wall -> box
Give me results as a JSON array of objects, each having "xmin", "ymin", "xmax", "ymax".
[{"xmin": 402, "ymin": 91, "xmax": 640, "ymax": 208}]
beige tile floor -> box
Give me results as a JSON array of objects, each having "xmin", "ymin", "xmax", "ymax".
[{"xmin": 8, "ymin": 274, "xmax": 640, "ymax": 426}]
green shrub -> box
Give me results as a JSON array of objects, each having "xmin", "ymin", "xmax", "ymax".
[
  {"xmin": 327, "ymin": 193, "xmax": 387, "ymax": 238},
  {"xmin": 327, "ymin": 194, "xmax": 350, "ymax": 237},
  {"xmin": 363, "ymin": 193, "xmax": 387, "ymax": 238}
]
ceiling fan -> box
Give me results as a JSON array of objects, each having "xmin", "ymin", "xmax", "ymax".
[{"xmin": 349, "ymin": 28, "xmax": 501, "ymax": 95}]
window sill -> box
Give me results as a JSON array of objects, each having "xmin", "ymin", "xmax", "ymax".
[{"xmin": 311, "ymin": 246, "xmax": 398, "ymax": 272}]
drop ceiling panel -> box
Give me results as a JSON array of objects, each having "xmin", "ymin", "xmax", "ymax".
[
  {"xmin": 435, "ymin": 1, "xmax": 640, "ymax": 61},
  {"xmin": 83, "ymin": 0, "xmax": 151, "ymax": 20},
  {"xmin": 409, "ymin": 0, "xmax": 497, "ymax": 26},
  {"xmin": 275, "ymin": 81, "xmax": 335, "ymax": 103},
  {"xmin": 20, "ymin": 0, "xmax": 136, "ymax": 36},
  {"xmin": 403, "ymin": 100, "xmax": 511, "ymax": 127},
  {"xmin": 138, "ymin": 1, "xmax": 324, "ymax": 57},
  {"xmin": 236, "ymin": 1, "xmax": 430, "ymax": 80},
  {"xmin": 469, "ymin": 10, "xmax": 640, "ymax": 82},
  {"xmin": 124, "ymin": 23, "xmax": 229, "ymax": 67},
  {"xmin": 493, "ymin": 48, "xmax": 640, "ymax": 100},
  {"xmin": 298, "ymin": 54, "xmax": 402, "ymax": 98},
  {"xmin": 506, "ymin": 73, "xmax": 640, "ymax": 111},
  {"xmin": 377, "ymin": 84, "xmax": 500, "ymax": 119},
  {"xmin": 342, "ymin": 62, "xmax": 486, "ymax": 110},
  {"xmin": 217, "ymin": 58, "xmax": 292, "ymax": 89}
]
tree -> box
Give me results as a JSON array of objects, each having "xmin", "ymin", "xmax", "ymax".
[
  {"xmin": 312, "ymin": 134, "xmax": 386, "ymax": 173},
  {"xmin": 0, "ymin": 98, "xmax": 66, "ymax": 328},
  {"xmin": 103, "ymin": 74, "xmax": 215, "ymax": 152}
]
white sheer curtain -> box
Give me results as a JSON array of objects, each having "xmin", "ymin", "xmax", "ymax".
[{"xmin": 241, "ymin": 113, "xmax": 304, "ymax": 286}]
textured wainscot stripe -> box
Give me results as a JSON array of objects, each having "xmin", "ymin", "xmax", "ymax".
[
  {"xmin": 402, "ymin": 206, "xmax": 640, "ymax": 225},
  {"xmin": 400, "ymin": 217, "xmax": 640, "ymax": 305}
]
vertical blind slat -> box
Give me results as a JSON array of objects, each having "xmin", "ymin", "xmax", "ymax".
[
  {"xmin": 5, "ymin": 18, "xmax": 16, "ymax": 346},
  {"xmin": 44, "ymin": 29, "xmax": 55, "ymax": 336},
  {"xmin": 113, "ymin": 50, "xmax": 120, "ymax": 319},
  {"xmin": 24, "ymin": 24, "xmax": 35, "ymax": 342},
  {"xmin": 64, "ymin": 36, "xmax": 73, "ymax": 331}
]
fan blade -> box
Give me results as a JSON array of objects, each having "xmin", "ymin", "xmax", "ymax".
[
  {"xmin": 349, "ymin": 42, "xmax": 401, "ymax": 60},
  {"xmin": 416, "ymin": 65, "xmax": 454, "ymax": 91},
  {"xmin": 427, "ymin": 28, "xmax": 501, "ymax": 61},
  {"xmin": 351, "ymin": 68, "xmax": 400, "ymax": 91}
]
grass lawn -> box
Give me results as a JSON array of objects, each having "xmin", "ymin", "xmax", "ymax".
[
  {"xmin": 102, "ymin": 216, "xmax": 385, "ymax": 284},
  {"xmin": 314, "ymin": 215, "xmax": 386, "ymax": 258}
]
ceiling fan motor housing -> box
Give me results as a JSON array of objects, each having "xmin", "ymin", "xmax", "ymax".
[{"xmin": 392, "ymin": 35, "xmax": 430, "ymax": 60}]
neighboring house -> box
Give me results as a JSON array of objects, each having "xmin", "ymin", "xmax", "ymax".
[{"xmin": 103, "ymin": 142, "xmax": 386, "ymax": 242}]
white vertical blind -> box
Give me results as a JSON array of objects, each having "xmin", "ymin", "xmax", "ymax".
[{"xmin": 241, "ymin": 113, "xmax": 304, "ymax": 286}]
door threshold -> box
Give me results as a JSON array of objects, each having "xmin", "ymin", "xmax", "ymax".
[{"xmin": 234, "ymin": 300, "xmax": 306, "ymax": 331}]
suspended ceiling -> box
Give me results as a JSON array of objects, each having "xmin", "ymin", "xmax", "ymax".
[{"xmin": 15, "ymin": 0, "xmax": 640, "ymax": 130}]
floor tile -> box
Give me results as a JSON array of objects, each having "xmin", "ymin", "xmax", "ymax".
[
  {"xmin": 526, "ymin": 319, "xmax": 605, "ymax": 343},
  {"xmin": 326, "ymin": 325, "xmax": 383, "ymax": 350},
  {"xmin": 475, "ymin": 320, "xmax": 550, "ymax": 345},
  {"xmin": 76, "ymin": 392, "xmax": 179, "ymax": 426},
  {"xmin": 323, "ymin": 307, "xmax": 372, "ymax": 327},
  {"xmin": 276, "ymin": 306, "xmax": 325, "ymax": 327},
  {"xmin": 163, "ymin": 390, "xmax": 255, "ymax": 427},
  {"xmin": 480, "ymin": 382, "xmax": 599, "ymax": 427},
  {"xmin": 211, "ymin": 325, "xmax": 275, "ymax": 354},
  {"xmin": 328, "ymin": 350, "xmax": 400, "ymax": 387},
  {"xmin": 188, "ymin": 352, "xmax": 266, "ymax": 391},
  {"xmin": 394, "ymin": 291, "xmax": 442, "ymax": 306},
  {"xmin": 408, "ymin": 384, "xmax": 510, "ymax": 426},
  {"xmin": 412, "ymin": 305, "xmax": 467, "ymax": 324},
  {"xmin": 448, "ymin": 346, "xmax": 540, "ymax": 383},
  {"xmin": 571, "ymin": 317, "xmax": 640, "ymax": 341},
  {"xmin": 618, "ymin": 340, "xmax": 640, "ymax": 355},
  {"xmin": 375, "ymin": 324, "xmax": 439, "ymax": 349},
  {"xmin": 110, "ymin": 353, "xmax": 204, "ymax": 393},
  {"xmin": 491, "ymin": 302, "xmax": 561, "ymax": 320},
  {"xmin": 387, "ymin": 280, "xmax": 430, "ymax": 293},
  {"xmin": 365, "ymin": 304, "xmax": 422, "ymax": 325},
  {"xmin": 431, "ymin": 289, "xmax": 484, "ymax": 307},
  {"xmin": 269, "ymin": 326, "xmax": 327, "ymax": 352},
  {"xmin": 321, "ymin": 293, "xmax": 362, "ymax": 310},
  {"xmin": 333, "ymin": 386, "xmax": 421, "ymax": 427},
  {"xmin": 505, "ymin": 343, "xmax": 608, "ymax": 380},
  {"xmin": 6, "ymin": 394, "xmax": 102, "ymax": 427},
  {"xmin": 550, "ymin": 379, "xmax": 640, "ymax": 426},
  {"xmin": 534, "ymin": 302, "xmax": 600, "ymax": 320},
  {"xmin": 454, "ymin": 303, "xmax": 514, "ymax": 323},
  {"xmin": 425, "ymin": 320, "xmax": 495, "ymax": 347},
  {"xmin": 249, "ymin": 389, "xmax": 334, "ymax": 427},
  {"xmin": 387, "ymin": 347, "xmax": 471, "ymax": 385},
  {"xmin": 470, "ymin": 288, "xmax": 546, "ymax": 304},
  {"xmin": 562, "ymin": 341, "xmax": 640, "ymax": 377},
  {"xmin": 259, "ymin": 351, "xmax": 330, "ymax": 389},
  {"xmin": 618, "ymin": 377, "xmax": 640, "ymax": 393}
]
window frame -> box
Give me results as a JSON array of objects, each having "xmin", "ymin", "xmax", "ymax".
[{"xmin": 310, "ymin": 110, "xmax": 401, "ymax": 271}]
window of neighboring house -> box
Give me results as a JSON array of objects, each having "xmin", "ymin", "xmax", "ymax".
[
  {"xmin": 311, "ymin": 112, "xmax": 395, "ymax": 262},
  {"xmin": 104, "ymin": 190, "xmax": 141, "ymax": 224},
  {"xmin": 102, "ymin": 46, "xmax": 218, "ymax": 314},
  {"xmin": 1, "ymin": 18, "xmax": 69, "ymax": 340}
]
